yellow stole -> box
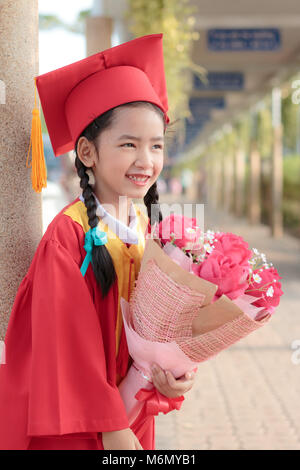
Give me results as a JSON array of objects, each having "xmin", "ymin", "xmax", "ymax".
[{"xmin": 63, "ymin": 199, "xmax": 148, "ymax": 382}]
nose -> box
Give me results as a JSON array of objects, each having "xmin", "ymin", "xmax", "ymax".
[{"xmin": 134, "ymin": 149, "xmax": 154, "ymax": 170}]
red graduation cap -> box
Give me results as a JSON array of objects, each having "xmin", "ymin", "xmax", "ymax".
[{"xmin": 27, "ymin": 33, "xmax": 170, "ymax": 193}]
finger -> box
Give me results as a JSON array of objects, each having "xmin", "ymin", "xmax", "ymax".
[
  {"xmin": 185, "ymin": 370, "xmax": 195, "ymax": 380},
  {"xmin": 152, "ymin": 364, "xmax": 167, "ymax": 386},
  {"xmin": 166, "ymin": 374, "xmax": 194, "ymax": 393},
  {"xmin": 165, "ymin": 370, "xmax": 178, "ymax": 388}
]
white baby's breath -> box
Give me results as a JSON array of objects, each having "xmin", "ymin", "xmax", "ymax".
[
  {"xmin": 253, "ymin": 273, "xmax": 262, "ymax": 283},
  {"xmin": 266, "ymin": 286, "xmax": 274, "ymax": 297}
]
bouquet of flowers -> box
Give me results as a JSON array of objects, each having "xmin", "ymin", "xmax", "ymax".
[{"xmin": 118, "ymin": 214, "xmax": 283, "ymax": 430}]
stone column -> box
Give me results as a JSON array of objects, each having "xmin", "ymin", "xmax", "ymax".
[
  {"xmin": 86, "ymin": 0, "xmax": 131, "ymax": 56},
  {"xmin": 234, "ymin": 147, "xmax": 246, "ymax": 217},
  {"xmin": 205, "ymin": 154, "xmax": 212, "ymax": 207},
  {"xmin": 271, "ymin": 88, "xmax": 283, "ymax": 238},
  {"xmin": 248, "ymin": 140, "xmax": 261, "ymax": 224},
  {"xmin": 86, "ymin": 16, "xmax": 113, "ymax": 56},
  {"xmin": 210, "ymin": 155, "xmax": 219, "ymax": 209},
  {"xmin": 224, "ymin": 152, "xmax": 234, "ymax": 213},
  {"xmin": 219, "ymin": 152, "xmax": 226, "ymax": 210},
  {"xmin": 0, "ymin": 0, "xmax": 40, "ymax": 340}
]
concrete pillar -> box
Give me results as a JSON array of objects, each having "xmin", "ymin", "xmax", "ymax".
[
  {"xmin": 86, "ymin": 0, "xmax": 131, "ymax": 56},
  {"xmin": 271, "ymin": 124, "xmax": 283, "ymax": 238},
  {"xmin": 215, "ymin": 152, "xmax": 223, "ymax": 209},
  {"xmin": 211, "ymin": 155, "xmax": 219, "ymax": 209},
  {"xmin": 205, "ymin": 155, "xmax": 212, "ymax": 207},
  {"xmin": 0, "ymin": 0, "xmax": 40, "ymax": 340},
  {"xmin": 248, "ymin": 140, "xmax": 261, "ymax": 224},
  {"xmin": 195, "ymin": 166, "xmax": 204, "ymax": 202},
  {"xmin": 234, "ymin": 147, "xmax": 246, "ymax": 217},
  {"xmin": 220, "ymin": 152, "xmax": 226, "ymax": 209},
  {"xmin": 224, "ymin": 152, "xmax": 234, "ymax": 213},
  {"xmin": 86, "ymin": 16, "xmax": 113, "ymax": 56},
  {"xmin": 271, "ymin": 88, "xmax": 283, "ymax": 238}
]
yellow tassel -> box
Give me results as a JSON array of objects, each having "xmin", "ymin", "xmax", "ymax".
[{"xmin": 26, "ymin": 77, "xmax": 47, "ymax": 193}]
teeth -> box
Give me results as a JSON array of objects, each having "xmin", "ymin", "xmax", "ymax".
[{"xmin": 127, "ymin": 175, "xmax": 148, "ymax": 181}]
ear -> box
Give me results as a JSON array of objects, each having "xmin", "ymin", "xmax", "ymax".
[{"xmin": 77, "ymin": 136, "xmax": 97, "ymax": 168}]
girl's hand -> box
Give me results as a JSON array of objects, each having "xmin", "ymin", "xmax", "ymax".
[
  {"xmin": 151, "ymin": 364, "xmax": 195, "ymax": 399},
  {"xmin": 102, "ymin": 428, "xmax": 143, "ymax": 450}
]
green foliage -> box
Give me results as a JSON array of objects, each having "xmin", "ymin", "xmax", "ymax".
[
  {"xmin": 257, "ymin": 108, "xmax": 272, "ymax": 159},
  {"xmin": 282, "ymin": 93, "xmax": 299, "ymax": 152},
  {"xmin": 234, "ymin": 115, "xmax": 251, "ymax": 152},
  {"xmin": 39, "ymin": 10, "xmax": 91, "ymax": 34},
  {"xmin": 283, "ymin": 153, "xmax": 300, "ymax": 198},
  {"xmin": 126, "ymin": 0, "xmax": 206, "ymax": 126},
  {"xmin": 172, "ymin": 154, "xmax": 203, "ymax": 176},
  {"xmin": 68, "ymin": 9, "xmax": 91, "ymax": 34},
  {"xmin": 39, "ymin": 14, "xmax": 64, "ymax": 30}
]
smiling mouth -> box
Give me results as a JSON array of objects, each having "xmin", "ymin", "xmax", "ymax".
[
  {"xmin": 126, "ymin": 175, "xmax": 151, "ymax": 182},
  {"xmin": 125, "ymin": 175, "xmax": 151, "ymax": 187}
]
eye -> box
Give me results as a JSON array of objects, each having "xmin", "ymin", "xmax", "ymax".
[
  {"xmin": 153, "ymin": 144, "xmax": 163, "ymax": 150},
  {"xmin": 121, "ymin": 143, "xmax": 135, "ymax": 148}
]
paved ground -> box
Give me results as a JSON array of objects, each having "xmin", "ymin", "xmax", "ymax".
[{"xmin": 155, "ymin": 195, "xmax": 300, "ymax": 450}]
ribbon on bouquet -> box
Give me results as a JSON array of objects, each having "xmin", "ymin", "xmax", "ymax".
[
  {"xmin": 135, "ymin": 387, "xmax": 184, "ymax": 416},
  {"xmin": 130, "ymin": 387, "xmax": 185, "ymax": 442}
]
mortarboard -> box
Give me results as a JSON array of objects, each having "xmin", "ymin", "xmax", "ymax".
[{"xmin": 26, "ymin": 33, "xmax": 170, "ymax": 193}]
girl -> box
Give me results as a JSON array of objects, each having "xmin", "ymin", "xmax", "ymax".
[{"xmin": 0, "ymin": 34, "xmax": 195, "ymax": 450}]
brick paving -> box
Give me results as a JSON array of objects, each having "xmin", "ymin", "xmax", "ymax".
[{"xmin": 155, "ymin": 195, "xmax": 300, "ymax": 450}]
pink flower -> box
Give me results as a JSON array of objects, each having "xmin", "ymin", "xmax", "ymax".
[
  {"xmin": 245, "ymin": 267, "xmax": 283, "ymax": 313},
  {"xmin": 198, "ymin": 251, "xmax": 249, "ymax": 299},
  {"xmin": 158, "ymin": 214, "xmax": 202, "ymax": 250},
  {"xmin": 213, "ymin": 232, "xmax": 253, "ymax": 267},
  {"xmin": 194, "ymin": 232, "xmax": 252, "ymax": 299}
]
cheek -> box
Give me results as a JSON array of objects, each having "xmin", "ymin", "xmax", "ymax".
[
  {"xmin": 97, "ymin": 156, "xmax": 127, "ymax": 179},
  {"xmin": 154, "ymin": 155, "xmax": 164, "ymax": 175}
]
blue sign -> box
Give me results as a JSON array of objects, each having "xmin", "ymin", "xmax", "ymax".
[
  {"xmin": 189, "ymin": 96, "xmax": 225, "ymax": 115},
  {"xmin": 184, "ymin": 112, "xmax": 211, "ymax": 146},
  {"xmin": 184, "ymin": 120, "xmax": 206, "ymax": 146},
  {"xmin": 194, "ymin": 72, "xmax": 244, "ymax": 91},
  {"xmin": 207, "ymin": 28, "xmax": 281, "ymax": 51}
]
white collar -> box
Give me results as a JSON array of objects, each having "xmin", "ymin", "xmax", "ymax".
[{"xmin": 79, "ymin": 192, "xmax": 139, "ymax": 244}]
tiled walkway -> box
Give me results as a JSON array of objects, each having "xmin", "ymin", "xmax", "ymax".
[{"xmin": 155, "ymin": 195, "xmax": 300, "ymax": 450}]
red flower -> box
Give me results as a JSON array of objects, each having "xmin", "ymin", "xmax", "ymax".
[
  {"xmin": 246, "ymin": 267, "xmax": 283, "ymax": 313},
  {"xmin": 158, "ymin": 214, "xmax": 202, "ymax": 250},
  {"xmin": 198, "ymin": 251, "xmax": 249, "ymax": 299},
  {"xmin": 195, "ymin": 232, "xmax": 252, "ymax": 299},
  {"xmin": 213, "ymin": 232, "xmax": 252, "ymax": 267}
]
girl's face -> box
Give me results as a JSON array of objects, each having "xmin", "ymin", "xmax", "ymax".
[{"xmin": 78, "ymin": 105, "xmax": 165, "ymax": 206}]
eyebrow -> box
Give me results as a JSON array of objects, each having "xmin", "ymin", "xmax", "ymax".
[{"xmin": 117, "ymin": 134, "xmax": 164, "ymax": 142}]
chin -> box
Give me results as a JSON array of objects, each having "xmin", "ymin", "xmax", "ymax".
[{"xmin": 128, "ymin": 188, "xmax": 149, "ymax": 198}]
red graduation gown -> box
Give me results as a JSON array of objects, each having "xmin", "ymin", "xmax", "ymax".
[{"xmin": 0, "ymin": 197, "xmax": 154, "ymax": 450}]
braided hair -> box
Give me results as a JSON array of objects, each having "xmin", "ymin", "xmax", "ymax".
[{"xmin": 74, "ymin": 101, "xmax": 166, "ymax": 298}]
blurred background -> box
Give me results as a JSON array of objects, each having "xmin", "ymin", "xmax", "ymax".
[{"xmin": 39, "ymin": 0, "xmax": 300, "ymax": 244}]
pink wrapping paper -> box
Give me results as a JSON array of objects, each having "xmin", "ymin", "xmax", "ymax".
[
  {"xmin": 118, "ymin": 239, "xmax": 272, "ymax": 425},
  {"xmin": 118, "ymin": 297, "xmax": 199, "ymax": 425}
]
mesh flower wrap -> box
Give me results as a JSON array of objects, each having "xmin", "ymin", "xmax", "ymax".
[{"xmin": 129, "ymin": 258, "xmax": 270, "ymax": 362}]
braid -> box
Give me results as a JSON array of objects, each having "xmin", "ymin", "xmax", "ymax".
[
  {"xmin": 74, "ymin": 100, "xmax": 167, "ymax": 297},
  {"xmin": 75, "ymin": 155, "xmax": 116, "ymax": 298},
  {"xmin": 144, "ymin": 181, "xmax": 163, "ymax": 226},
  {"xmin": 75, "ymin": 157, "xmax": 98, "ymax": 228}
]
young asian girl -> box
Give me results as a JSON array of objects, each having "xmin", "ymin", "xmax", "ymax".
[{"xmin": 0, "ymin": 33, "xmax": 195, "ymax": 451}]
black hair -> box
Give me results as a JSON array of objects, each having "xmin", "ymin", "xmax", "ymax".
[{"xmin": 74, "ymin": 101, "xmax": 167, "ymax": 298}]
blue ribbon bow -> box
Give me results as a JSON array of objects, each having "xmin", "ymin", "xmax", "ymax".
[{"xmin": 80, "ymin": 226, "xmax": 108, "ymax": 276}]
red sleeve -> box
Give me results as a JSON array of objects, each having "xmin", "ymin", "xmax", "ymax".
[{"xmin": 27, "ymin": 238, "xmax": 130, "ymax": 436}]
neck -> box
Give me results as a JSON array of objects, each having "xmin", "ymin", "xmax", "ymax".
[{"xmin": 93, "ymin": 187, "xmax": 132, "ymax": 226}]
